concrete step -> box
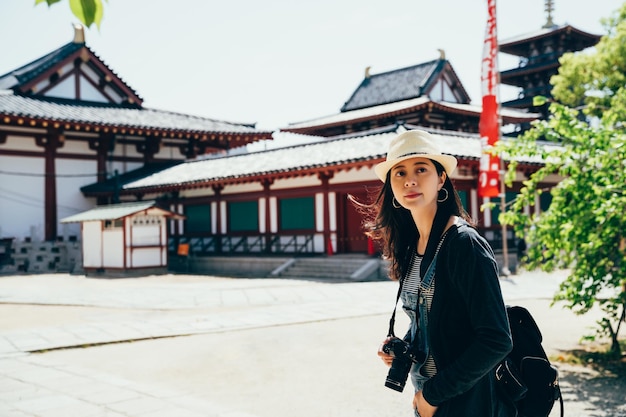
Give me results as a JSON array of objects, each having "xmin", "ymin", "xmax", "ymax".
[{"xmin": 274, "ymin": 257, "xmax": 384, "ymax": 281}]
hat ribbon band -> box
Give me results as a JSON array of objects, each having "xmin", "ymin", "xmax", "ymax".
[{"xmin": 393, "ymin": 151, "xmax": 430, "ymax": 160}]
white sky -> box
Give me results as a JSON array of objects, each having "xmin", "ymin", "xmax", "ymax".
[{"xmin": 1, "ymin": 1, "xmax": 623, "ymax": 131}]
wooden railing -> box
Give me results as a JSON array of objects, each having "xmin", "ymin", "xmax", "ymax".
[{"xmin": 170, "ymin": 234, "xmax": 318, "ymax": 256}]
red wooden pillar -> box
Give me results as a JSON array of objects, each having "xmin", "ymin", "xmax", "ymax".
[
  {"xmin": 90, "ymin": 134, "xmax": 115, "ymax": 205},
  {"xmin": 36, "ymin": 131, "xmax": 65, "ymax": 241},
  {"xmin": 319, "ymin": 172, "xmax": 334, "ymax": 256},
  {"xmin": 262, "ymin": 179, "xmax": 273, "ymax": 253},
  {"xmin": 213, "ymin": 185, "xmax": 223, "ymax": 254}
]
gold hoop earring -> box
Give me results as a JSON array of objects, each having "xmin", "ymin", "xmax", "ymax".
[
  {"xmin": 392, "ymin": 197, "xmax": 402, "ymax": 209},
  {"xmin": 437, "ymin": 188, "xmax": 449, "ymax": 203}
]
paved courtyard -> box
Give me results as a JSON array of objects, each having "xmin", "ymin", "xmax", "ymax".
[{"xmin": 0, "ymin": 269, "xmax": 624, "ymax": 416}]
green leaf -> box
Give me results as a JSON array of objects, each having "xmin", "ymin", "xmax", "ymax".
[
  {"xmin": 533, "ymin": 95, "xmax": 549, "ymax": 106},
  {"xmin": 69, "ymin": 0, "xmax": 103, "ymax": 29},
  {"xmin": 35, "ymin": 0, "xmax": 104, "ymax": 29}
]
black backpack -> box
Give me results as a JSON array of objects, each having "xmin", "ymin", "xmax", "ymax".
[{"xmin": 495, "ymin": 305, "xmax": 563, "ymax": 417}]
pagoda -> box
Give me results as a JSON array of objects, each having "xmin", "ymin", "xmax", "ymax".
[{"xmin": 499, "ymin": 0, "xmax": 601, "ymax": 120}]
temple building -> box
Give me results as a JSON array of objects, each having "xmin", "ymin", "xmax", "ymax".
[
  {"xmin": 283, "ymin": 55, "xmax": 536, "ymax": 138},
  {"xmin": 0, "ymin": 26, "xmax": 271, "ymax": 273},
  {"xmin": 0, "ymin": 4, "xmax": 604, "ymax": 275},
  {"xmin": 0, "ymin": 25, "xmax": 271, "ymax": 240}
]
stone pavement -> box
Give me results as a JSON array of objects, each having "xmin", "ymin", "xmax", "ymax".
[{"xmin": 0, "ymin": 270, "xmax": 623, "ymax": 416}]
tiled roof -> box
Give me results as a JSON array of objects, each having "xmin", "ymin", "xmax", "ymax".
[
  {"xmin": 80, "ymin": 162, "xmax": 181, "ymax": 195},
  {"xmin": 0, "ymin": 41, "xmax": 142, "ymax": 103},
  {"xmin": 286, "ymin": 97, "xmax": 539, "ymax": 130},
  {"xmin": 0, "ymin": 42, "xmax": 82, "ymax": 90},
  {"xmin": 60, "ymin": 200, "xmax": 181, "ymax": 223},
  {"xmin": 122, "ymin": 128, "xmax": 483, "ymax": 192},
  {"xmin": 0, "ymin": 91, "xmax": 270, "ymax": 135},
  {"xmin": 289, "ymin": 97, "xmax": 430, "ymax": 129},
  {"xmin": 341, "ymin": 60, "xmax": 441, "ymax": 112}
]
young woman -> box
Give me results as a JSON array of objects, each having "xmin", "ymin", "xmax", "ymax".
[{"xmin": 367, "ymin": 130, "xmax": 515, "ymax": 416}]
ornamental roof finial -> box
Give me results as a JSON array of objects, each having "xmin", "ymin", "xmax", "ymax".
[
  {"xmin": 543, "ymin": 0, "xmax": 556, "ymax": 29},
  {"xmin": 73, "ymin": 23, "xmax": 85, "ymax": 44}
]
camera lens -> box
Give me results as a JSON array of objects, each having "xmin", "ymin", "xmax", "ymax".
[{"xmin": 385, "ymin": 356, "xmax": 412, "ymax": 392}]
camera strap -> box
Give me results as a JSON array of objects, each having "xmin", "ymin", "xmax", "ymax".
[{"xmin": 387, "ymin": 228, "xmax": 450, "ymax": 338}]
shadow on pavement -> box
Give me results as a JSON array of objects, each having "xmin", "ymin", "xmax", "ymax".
[{"xmin": 557, "ymin": 358, "xmax": 626, "ymax": 417}]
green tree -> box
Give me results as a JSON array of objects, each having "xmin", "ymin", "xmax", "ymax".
[
  {"xmin": 498, "ymin": 3, "xmax": 626, "ymax": 356},
  {"xmin": 36, "ymin": 0, "xmax": 105, "ymax": 29}
]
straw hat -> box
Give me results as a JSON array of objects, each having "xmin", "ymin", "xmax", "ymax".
[{"xmin": 374, "ymin": 130, "xmax": 457, "ymax": 182}]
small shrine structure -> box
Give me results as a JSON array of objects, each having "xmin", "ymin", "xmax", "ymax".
[{"xmin": 61, "ymin": 200, "xmax": 183, "ymax": 276}]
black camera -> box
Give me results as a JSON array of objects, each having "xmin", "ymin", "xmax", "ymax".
[{"xmin": 382, "ymin": 337, "xmax": 426, "ymax": 392}]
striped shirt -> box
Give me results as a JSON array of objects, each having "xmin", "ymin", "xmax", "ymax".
[{"xmin": 404, "ymin": 252, "xmax": 437, "ymax": 378}]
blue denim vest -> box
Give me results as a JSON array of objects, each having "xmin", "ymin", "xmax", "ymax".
[{"xmin": 401, "ymin": 250, "xmax": 438, "ymax": 394}]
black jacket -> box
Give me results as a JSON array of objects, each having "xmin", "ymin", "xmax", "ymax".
[{"xmin": 421, "ymin": 221, "xmax": 515, "ymax": 416}]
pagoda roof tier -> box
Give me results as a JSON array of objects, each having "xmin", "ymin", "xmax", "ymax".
[
  {"xmin": 500, "ymin": 61, "xmax": 560, "ymax": 87},
  {"xmin": 499, "ymin": 24, "xmax": 601, "ymax": 57}
]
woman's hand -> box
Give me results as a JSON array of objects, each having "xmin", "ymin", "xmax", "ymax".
[
  {"xmin": 377, "ymin": 337, "xmax": 394, "ymax": 367},
  {"xmin": 413, "ymin": 390, "xmax": 437, "ymax": 417}
]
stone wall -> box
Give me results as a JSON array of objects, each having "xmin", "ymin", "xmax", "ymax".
[{"xmin": 0, "ymin": 238, "xmax": 83, "ymax": 275}]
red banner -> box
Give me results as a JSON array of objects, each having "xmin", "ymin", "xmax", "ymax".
[{"xmin": 478, "ymin": 0, "xmax": 500, "ymax": 198}]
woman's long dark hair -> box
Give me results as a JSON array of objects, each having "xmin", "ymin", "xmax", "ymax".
[{"xmin": 354, "ymin": 160, "xmax": 471, "ymax": 281}]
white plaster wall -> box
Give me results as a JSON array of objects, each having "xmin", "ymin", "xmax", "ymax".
[
  {"xmin": 131, "ymin": 225, "xmax": 161, "ymax": 246},
  {"xmin": 269, "ymin": 197, "xmax": 277, "ymax": 233},
  {"xmin": 331, "ymin": 167, "xmax": 377, "ymax": 184},
  {"xmin": 33, "ymin": 78, "xmax": 49, "ymax": 95},
  {"xmin": 62, "ymin": 138, "xmax": 94, "ymax": 153},
  {"xmin": 57, "ymin": 62, "xmax": 73, "ymax": 78},
  {"xmin": 222, "ymin": 183, "xmax": 264, "ymax": 194},
  {"xmin": 80, "ymin": 64, "xmax": 100, "ymax": 85},
  {"xmin": 108, "ymin": 156, "xmax": 142, "ymax": 176},
  {"xmin": 181, "ymin": 188, "xmax": 214, "ymax": 198},
  {"xmin": 82, "ymin": 221, "xmax": 102, "ymax": 268},
  {"xmin": 131, "ymin": 247, "xmax": 162, "ymax": 267},
  {"xmin": 79, "ymin": 76, "xmax": 108, "ymax": 103},
  {"xmin": 328, "ymin": 192, "xmax": 337, "ymax": 232},
  {"xmin": 271, "ymin": 176, "xmax": 320, "ymax": 190},
  {"xmin": 220, "ymin": 201, "xmax": 227, "ymax": 233},
  {"xmin": 103, "ymin": 85, "xmax": 123, "ymax": 104},
  {"xmin": 102, "ymin": 230, "xmax": 124, "ymax": 267},
  {"xmin": 1, "ymin": 134, "xmax": 39, "ymax": 151},
  {"xmin": 0, "ymin": 155, "xmax": 44, "ymax": 240},
  {"xmin": 160, "ymin": 143, "xmax": 191, "ymax": 160},
  {"xmin": 113, "ymin": 141, "xmax": 144, "ymax": 159},
  {"xmin": 124, "ymin": 192, "xmax": 161, "ymax": 201},
  {"xmin": 174, "ymin": 203, "xmax": 182, "ymax": 234},
  {"xmin": 211, "ymin": 202, "xmax": 218, "ymax": 234},
  {"xmin": 259, "ymin": 197, "xmax": 266, "ymax": 233},
  {"xmin": 57, "ymin": 158, "xmax": 97, "ymax": 239},
  {"xmin": 46, "ymin": 76, "xmax": 75, "ymax": 100},
  {"xmin": 315, "ymin": 193, "xmax": 324, "ymax": 232},
  {"xmin": 313, "ymin": 234, "xmax": 324, "ymax": 253}
]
